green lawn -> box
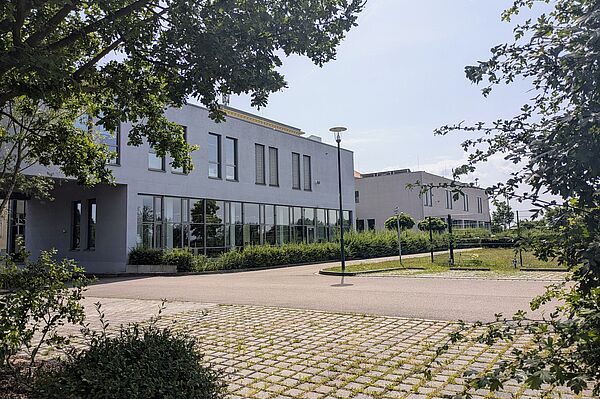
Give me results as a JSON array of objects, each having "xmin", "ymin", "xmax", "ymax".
[{"xmin": 323, "ymin": 248, "xmax": 564, "ymax": 274}]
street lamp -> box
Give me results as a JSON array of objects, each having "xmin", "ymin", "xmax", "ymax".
[
  {"xmin": 394, "ymin": 206, "xmax": 402, "ymax": 265},
  {"xmin": 330, "ymin": 126, "xmax": 347, "ymax": 274}
]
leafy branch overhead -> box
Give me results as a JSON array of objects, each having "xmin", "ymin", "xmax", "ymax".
[{"xmin": 0, "ymin": 0, "xmax": 365, "ymax": 180}]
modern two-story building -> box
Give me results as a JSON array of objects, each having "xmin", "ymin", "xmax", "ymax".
[
  {"xmin": 354, "ymin": 169, "xmax": 491, "ymax": 231},
  {"xmin": 2, "ymin": 105, "xmax": 356, "ymax": 273}
]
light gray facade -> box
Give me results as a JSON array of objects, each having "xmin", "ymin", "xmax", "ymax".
[
  {"xmin": 19, "ymin": 104, "xmax": 355, "ymax": 273},
  {"xmin": 354, "ymin": 170, "xmax": 490, "ymax": 231}
]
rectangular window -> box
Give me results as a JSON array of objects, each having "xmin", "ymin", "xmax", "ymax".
[
  {"xmin": 356, "ymin": 219, "xmax": 365, "ymax": 232},
  {"xmin": 367, "ymin": 219, "xmax": 376, "ymax": 231},
  {"xmin": 148, "ymin": 147, "xmax": 165, "ymax": 171},
  {"xmin": 463, "ymin": 194, "xmax": 469, "ymax": 211},
  {"xmin": 423, "ymin": 188, "xmax": 433, "ymax": 207},
  {"xmin": 225, "ymin": 137, "xmax": 238, "ymax": 181},
  {"xmin": 355, "ymin": 191, "xmax": 360, "ymax": 204},
  {"xmin": 100, "ymin": 125, "xmax": 120, "ymax": 165},
  {"xmin": 171, "ymin": 126, "xmax": 187, "ymax": 174},
  {"xmin": 477, "ymin": 197, "xmax": 483, "ymax": 213},
  {"xmin": 87, "ymin": 199, "xmax": 96, "ymax": 250},
  {"xmin": 269, "ymin": 147, "xmax": 279, "ymax": 186},
  {"xmin": 255, "ymin": 144, "xmax": 265, "ymax": 184},
  {"xmin": 445, "ymin": 190, "xmax": 453, "ymax": 209},
  {"xmin": 208, "ymin": 133, "xmax": 221, "ymax": 179},
  {"xmin": 292, "ymin": 152, "xmax": 301, "ymax": 190},
  {"xmin": 71, "ymin": 201, "xmax": 82, "ymax": 250},
  {"xmin": 303, "ymin": 155, "xmax": 312, "ymax": 191}
]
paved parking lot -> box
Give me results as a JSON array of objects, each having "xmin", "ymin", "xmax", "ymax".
[{"xmin": 66, "ymin": 297, "xmax": 589, "ymax": 399}]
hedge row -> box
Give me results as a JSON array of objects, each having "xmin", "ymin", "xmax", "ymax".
[{"xmin": 128, "ymin": 230, "xmax": 504, "ymax": 272}]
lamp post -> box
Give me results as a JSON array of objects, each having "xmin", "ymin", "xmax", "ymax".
[
  {"xmin": 394, "ymin": 206, "xmax": 402, "ymax": 265},
  {"xmin": 330, "ymin": 126, "xmax": 347, "ymax": 274}
]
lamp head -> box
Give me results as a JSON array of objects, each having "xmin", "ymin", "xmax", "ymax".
[{"xmin": 329, "ymin": 126, "xmax": 347, "ymax": 143}]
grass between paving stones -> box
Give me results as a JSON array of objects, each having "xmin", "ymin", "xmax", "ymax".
[{"xmin": 323, "ymin": 248, "xmax": 563, "ymax": 274}]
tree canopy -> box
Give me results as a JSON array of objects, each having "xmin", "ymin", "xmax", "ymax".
[
  {"xmin": 0, "ymin": 0, "xmax": 364, "ymax": 202},
  {"xmin": 491, "ymin": 200, "xmax": 514, "ymax": 231},
  {"xmin": 417, "ymin": 217, "xmax": 447, "ymax": 233},
  {"xmin": 433, "ymin": 0, "xmax": 600, "ymax": 396},
  {"xmin": 384, "ymin": 213, "xmax": 415, "ymax": 231}
]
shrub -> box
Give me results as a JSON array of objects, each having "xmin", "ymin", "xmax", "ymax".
[
  {"xmin": 163, "ymin": 249, "xmax": 195, "ymax": 272},
  {"xmin": 33, "ymin": 325, "xmax": 227, "ymax": 399},
  {"xmin": 417, "ymin": 217, "xmax": 448, "ymax": 233},
  {"xmin": 128, "ymin": 247, "xmax": 164, "ymax": 265},
  {"xmin": 0, "ymin": 250, "xmax": 88, "ymax": 374},
  {"xmin": 384, "ymin": 213, "xmax": 415, "ymax": 230}
]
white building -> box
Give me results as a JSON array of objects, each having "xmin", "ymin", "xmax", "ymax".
[
  {"xmin": 354, "ymin": 169, "xmax": 491, "ymax": 231},
  {"xmin": 1, "ymin": 105, "xmax": 356, "ymax": 273}
]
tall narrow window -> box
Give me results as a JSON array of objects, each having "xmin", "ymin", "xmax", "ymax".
[
  {"xmin": 292, "ymin": 152, "xmax": 301, "ymax": 189},
  {"xmin": 463, "ymin": 194, "xmax": 469, "ymax": 211},
  {"xmin": 445, "ymin": 190, "xmax": 453, "ymax": 209},
  {"xmin": 477, "ymin": 197, "xmax": 483, "ymax": 213},
  {"xmin": 225, "ymin": 137, "xmax": 238, "ymax": 181},
  {"xmin": 71, "ymin": 201, "xmax": 82, "ymax": 250},
  {"xmin": 423, "ymin": 188, "xmax": 433, "ymax": 207},
  {"xmin": 172, "ymin": 126, "xmax": 187, "ymax": 174},
  {"xmin": 87, "ymin": 199, "xmax": 97, "ymax": 250},
  {"xmin": 303, "ymin": 155, "xmax": 312, "ymax": 191},
  {"xmin": 269, "ymin": 147, "xmax": 279, "ymax": 186},
  {"xmin": 208, "ymin": 133, "xmax": 221, "ymax": 178},
  {"xmin": 99, "ymin": 124, "xmax": 120, "ymax": 165},
  {"xmin": 255, "ymin": 144, "xmax": 265, "ymax": 184},
  {"xmin": 148, "ymin": 146, "xmax": 165, "ymax": 171},
  {"xmin": 355, "ymin": 191, "xmax": 360, "ymax": 204}
]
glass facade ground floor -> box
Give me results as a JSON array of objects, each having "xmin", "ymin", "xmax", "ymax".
[{"xmin": 137, "ymin": 195, "xmax": 352, "ymax": 255}]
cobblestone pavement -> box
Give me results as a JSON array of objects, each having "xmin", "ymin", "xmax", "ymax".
[
  {"xmin": 370, "ymin": 270, "xmax": 568, "ymax": 282},
  {"xmin": 51, "ymin": 297, "xmax": 590, "ymax": 399}
]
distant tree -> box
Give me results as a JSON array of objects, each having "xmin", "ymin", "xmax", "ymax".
[
  {"xmin": 491, "ymin": 200, "xmax": 514, "ymax": 231},
  {"xmin": 417, "ymin": 217, "xmax": 447, "ymax": 233},
  {"xmin": 384, "ymin": 213, "xmax": 415, "ymax": 231}
]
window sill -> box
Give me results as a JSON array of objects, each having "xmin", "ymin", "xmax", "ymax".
[
  {"xmin": 171, "ymin": 171, "xmax": 188, "ymax": 175},
  {"xmin": 148, "ymin": 168, "xmax": 166, "ymax": 173},
  {"xmin": 208, "ymin": 176, "xmax": 222, "ymax": 180},
  {"xmin": 269, "ymin": 184, "xmax": 280, "ymax": 188},
  {"xmin": 226, "ymin": 179, "xmax": 239, "ymax": 183},
  {"xmin": 292, "ymin": 187, "xmax": 301, "ymax": 190},
  {"xmin": 304, "ymin": 189, "xmax": 312, "ymax": 192},
  {"xmin": 255, "ymin": 182, "xmax": 266, "ymax": 186}
]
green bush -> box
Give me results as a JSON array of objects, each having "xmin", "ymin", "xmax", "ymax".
[
  {"xmin": 128, "ymin": 247, "xmax": 164, "ymax": 265},
  {"xmin": 163, "ymin": 249, "xmax": 195, "ymax": 272},
  {"xmin": 384, "ymin": 213, "xmax": 415, "ymax": 230},
  {"xmin": 33, "ymin": 325, "xmax": 227, "ymax": 399}
]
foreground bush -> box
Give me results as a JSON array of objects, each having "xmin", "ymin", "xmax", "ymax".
[{"xmin": 33, "ymin": 325, "xmax": 227, "ymax": 399}]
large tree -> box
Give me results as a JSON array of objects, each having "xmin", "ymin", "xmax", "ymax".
[
  {"xmin": 0, "ymin": 0, "xmax": 364, "ymax": 213},
  {"xmin": 432, "ymin": 0, "xmax": 600, "ymax": 396}
]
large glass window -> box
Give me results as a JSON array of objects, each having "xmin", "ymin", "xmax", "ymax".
[
  {"xmin": 292, "ymin": 153, "xmax": 301, "ymax": 190},
  {"xmin": 303, "ymin": 208, "xmax": 316, "ymax": 244},
  {"xmin": 303, "ymin": 155, "xmax": 312, "ymax": 191},
  {"xmin": 269, "ymin": 147, "xmax": 279, "ymax": 186},
  {"xmin": 255, "ymin": 144, "xmax": 265, "ymax": 184},
  {"xmin": 226, "ymin": 202, "xmax": 243, "ymax": 248},
  {"xmin": 263, "ymin": 204, "xmax": 276, "ymax": 245},
  {"xmin": 243, "ymin": 203, "xmax": 261, "ymax": 246},
  {"xmin": 87, "ymin": 199, "xmax": 96, "ymax": 250},
  {"xmin": 164, "ymin": 197, "xmax": 184, "ymax": 248},
  {"xmin": 208, "ymin": 133, "xmax": 221, "ymax": 179},
  {"xmin": 137, "ymin": 196, "xmax": 163, "ymax": 248},
  {"xmin": 276, "ymin": 206, "xmax": 290, "ymax": 245},
  {"xmin": 316, "ymin": 209, "xmax": 327, "ymax": 242},
  {"xmin": 71, "ymin": 201, "xmax": 82, "ymax": 250},
  {"xmin": 225, "ymin": 137, "xmax": 238, "ymax": 181},
  {"xmin": 327, "ymin": 209, "xmax": 339, "ymax": 240},
  {"xmin": 205, "ymin": 199, "xmax": 225, "ymax": 249}
]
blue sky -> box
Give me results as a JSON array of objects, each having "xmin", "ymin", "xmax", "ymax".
[{"xmin": 225, "ymin": 1, "xmax": 540, "ymax": 202}]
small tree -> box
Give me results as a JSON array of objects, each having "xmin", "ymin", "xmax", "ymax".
[
  {"xmin": 417, "ymin": 217, "xmax": 447, "ymax": 233},
  {"xmin": 384, "ymin": 213, "xmax": 415, "ymax": 231},
  {"xmin": 491, "ymin": 200, "xmax": 514, "ymax": 231}
]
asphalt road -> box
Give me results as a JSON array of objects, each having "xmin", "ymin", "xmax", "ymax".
[{"xmin": 86, "ymin": 259, "xmax": 557, "ymax": 322}]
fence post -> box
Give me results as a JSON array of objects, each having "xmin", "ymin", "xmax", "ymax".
[
  {"xmin": 447, "ymin": 214, "xmax": 454, "ymax": 265},
  {"xmin": 429, "ymin": 219, "xmax": 434, "ymax": 263},
  {"xmin": 516, "ymin": 210, "xmax": 524, "ymax": 268}
]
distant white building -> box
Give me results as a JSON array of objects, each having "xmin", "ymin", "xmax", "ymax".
[{"xmin": 354, "ymin": 169, "xmax": 491, "ymax": 231}]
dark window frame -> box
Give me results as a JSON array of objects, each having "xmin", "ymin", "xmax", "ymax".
[
  {"xmin": 87, "ymin": 199, "xmax": 97, "ymax": 250},
  {"xmin": 292, "ymin": 152, "xmax": 301, "ymax": 190},
  {"xmin": 225, "ymin": 136, "xmax": 238, "ymax": 182},
  {"xmin": 208, "ymin": 133, "xmax": 222, "ymax": 179},
  {"xmin": 71, "ymin": 201, "xmax": 82, "ymax": 250},
  {"xmin": 255, "ymin": 144, "xmax": 266, "ymax": 185},
  {"xmin": 268, "ymin": 147, "xmax": 279, "ymax": 187},
  {"xmin": 303, "ymin": 155, "xmax": 312, "ymax": 191}
]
